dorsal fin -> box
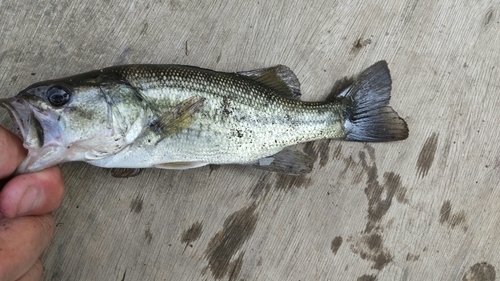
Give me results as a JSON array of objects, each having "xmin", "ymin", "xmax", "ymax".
[{"xmin": 238, "ymin": 65, "xmax": 301, "ymax": 100}]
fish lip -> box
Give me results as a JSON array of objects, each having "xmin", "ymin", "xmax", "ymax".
[
  {"xmin": 0, "ymin": 97, "xmax": 44, "ymax": 148},
  {"xmin": 1, "ymin": 97, "xmax": 28, "ymax": 139},
  {"xmin": 0, "ymin": 97, "xmax": 52, "ymax": 173}
]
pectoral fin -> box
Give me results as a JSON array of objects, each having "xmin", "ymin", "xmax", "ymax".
[
  {"xmin": 150, "ymin": 96, "xmax": 205, "ymax": 138},
  {"xmin": 251, "ymin": 148, "xmax": 314, "ymax": 175}
]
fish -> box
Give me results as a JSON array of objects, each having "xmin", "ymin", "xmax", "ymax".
[{"xmin": 0, "ymin": 60, "xmax": 408, "ymax": 176}]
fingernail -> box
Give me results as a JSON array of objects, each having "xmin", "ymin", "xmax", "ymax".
[{"xmin": 17, "ymin": 186, "xmax": 42, "ymax": 216}]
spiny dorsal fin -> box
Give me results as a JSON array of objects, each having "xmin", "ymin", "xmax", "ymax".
[{"xmin": 238, "ymin": 65, "xmax": 301, "ymax": 100}]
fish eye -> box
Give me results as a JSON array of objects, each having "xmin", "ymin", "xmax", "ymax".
[{"xmin": 46, "ymin": 86, "xmax": 71, "ymax": 107}]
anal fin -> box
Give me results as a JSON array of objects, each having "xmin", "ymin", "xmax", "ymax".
[{"xmin": 251, "ymin": 148, "xmax": 314, "ymax": 175}]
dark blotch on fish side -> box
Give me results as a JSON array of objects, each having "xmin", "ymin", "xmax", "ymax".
[
  {"xmin": 221, "ymin": 95, "xmax": 232, "ymax": 116},
  {"xmin": 130, "ymin": 195, "xmax": 143, "ymax": 213},
  {"xmin": 463, "ymin": 262, "xmax": 496, "ymax": 281},
  {"xmin": 416, "ymin": 132, "xmax": 439, "ymax": 177},
  {"xmin": 204, "ymin": 204, "xmax": 258, "ymax": 279},
  {"xmin": 331, "ymin": 236, "xmax": 343, "ymax": 255},
  {"xmin": 236, "ymin": 129, "xmax": 243, "ymax": 138}
]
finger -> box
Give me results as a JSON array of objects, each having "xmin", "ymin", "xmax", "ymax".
[
  {"xmin": 15, "ymin": 260, "xmax": 43, "ymax": 281},
  {"xmin": 0, "ymin": 166, "xmax": 65, "ymax": 218},
  {"xmin": 0, "ymin": 215, "xmax": 54, "ymax": 281},
  {"xmin": 0, "ymin": 126, "xmax": 26, "ymax": 179}
]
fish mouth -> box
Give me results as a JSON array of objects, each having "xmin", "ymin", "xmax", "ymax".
[
  {"xmin": 0, "ymin": 97, "xmax": 44, "ymax": 149},
  {"xmin": 0, "ymin": 97, "xmax": 62, "ymax": 173}
]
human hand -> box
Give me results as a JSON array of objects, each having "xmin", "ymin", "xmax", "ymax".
[{"xmin": 0, "ymin": 126, "xmax": 65, "ymax": 281}]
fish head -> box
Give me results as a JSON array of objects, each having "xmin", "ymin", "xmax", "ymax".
[{"xmin": 1, "ymin": 72, "xmax": 150, "ymax": 173}]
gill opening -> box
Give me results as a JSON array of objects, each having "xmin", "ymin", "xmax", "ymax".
[{"xmin": 33, "ymin": 116, "xmax": 44, "ymax": 147}]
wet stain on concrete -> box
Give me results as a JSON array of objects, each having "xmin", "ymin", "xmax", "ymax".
[
  {"xmin": 439, "ymin": 200, "xmax": 452, "ymax": 223},
  {"xmin": 331, "ymin": 236, "xmax": 343, "ymax": 255},
  {"xmin": 439, "ymin": 200, "xmax": 468, "ymax": 231},
  {"xmin": 340, "ymin": 155, "xmax": 357, "ymax": 178},
  {"xmin": 364, "ymin": 144, "xmax": 376, "ymax": 162},
  {"xmin": 332, "ymin": 143, "xmax": 343, "ymax": 160},
  {"xmin": 208, "ymin": 164, "xmax": 221, "ymax": 176},
  {"xmin": 140, "ymin": 21, "xmax": 148, "ymax": 35},
  {"xmin": 204, "ymin": 204, "xmax": 258, "ymax": 279},
  {"xmin": 275, "ymin": 174, "xmax": 313, "ymax": 191},
  {"xmin": 227, "ymin": 252, "xmax": 244, "ymax": 281},
  {"xmin": 115, "ymin": 46, "xmax": 132, "ymax": 65},
  {"xmin": 463, "ymin": 262, "xmax": 496, "ymax": 281},
  {"xmin": 406, "ymin": 253, "xmax": 420, "ymax": 262},
  {"xmin": 351, "ymin": 37, "xmax": 372, "ymax": 55},
  {"xmin": 416, "ymin": 132, "xmax": 439, "ymax": 177},
  {"xmin": 144, "ymin": 228, "xmax": 153, "ymax": 245},
  {"xmin": 251, "ymin": 174, "xmax": 272, "ymax": 199},
  {"xmin": 365, "ymin": 170, "xmax": 407, "ymax": 232},
  {"xmin": 130, "ymin": 195, "xmax": 143, "ymax": 213},
  {"xmin": 182, "ymin": 221, "xmax": 203, "ymax": 248},
  {"xmin": 357, "ymin": 274, "xmax": 376, "ymax": 281},
  {"xmin": 346, "ymin": 146, "xmax": 407, "ymax": 271},
  {"xmin": 484, "ymin": 8, "xmax": 495, "ymax": 27},
  {"xmin": 303, "ymin": 140, "xmax": 331, "ymax": 168},
  {"xmin": 349, "ymin": 233, "xmax": 393, "ymax": 270}
]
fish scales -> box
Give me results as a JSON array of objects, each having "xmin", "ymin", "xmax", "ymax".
[{"xmin": 91, "ymin": 65, "xmax": 344, "ymax": 167}]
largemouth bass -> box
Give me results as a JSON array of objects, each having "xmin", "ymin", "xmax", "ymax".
[{"xmin": 0, "ymin": 61, "xmax": 408, "ymax": 176}]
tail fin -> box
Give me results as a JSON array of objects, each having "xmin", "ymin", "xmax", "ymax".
[{"xmin": 341, "ymin": 61, "xmax": 409, "ymax": 142}]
